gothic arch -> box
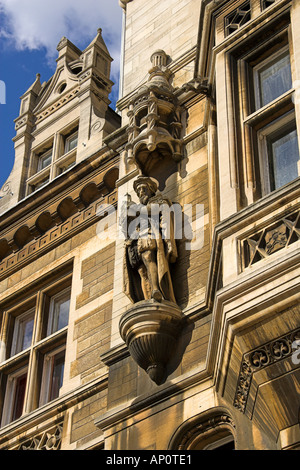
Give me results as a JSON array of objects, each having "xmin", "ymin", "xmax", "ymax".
[{"xmin": 168, "ymin": 407, "xmax": 236, "ymax": 450}]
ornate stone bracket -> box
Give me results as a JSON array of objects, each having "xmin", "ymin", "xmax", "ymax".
[
  {"xmin": 125, "ymin": 50, "xmax": 183, "ymax": 172},
  {"xmin": 119, "ymin": 300, "xmax": 183, "ymax": 385},
  {"xmin": 181, "ymin": 77, "xmax": 211, "ymax": 96}
]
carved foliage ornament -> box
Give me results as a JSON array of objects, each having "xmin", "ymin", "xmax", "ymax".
[
  {"xmin": 0, "ymin": 182, "xmax": 13, "ymax": 198},
  {"xmin": 234, "ymin": 327, "xmax": 300, "ymax": 412}
]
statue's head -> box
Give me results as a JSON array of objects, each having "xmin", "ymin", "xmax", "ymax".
[{"xmin": 133, "ymin": 176, "xmax": 158, "ymax": 204}]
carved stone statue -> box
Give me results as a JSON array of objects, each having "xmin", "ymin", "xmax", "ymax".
[{"xmin": 121, "ymin": 175, "xmax": 177, "ymax": 304}]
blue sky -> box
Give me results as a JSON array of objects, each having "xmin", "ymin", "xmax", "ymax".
[{"xmin": 0, "ymin": 0, "xmax": 123, "ymax": 190}]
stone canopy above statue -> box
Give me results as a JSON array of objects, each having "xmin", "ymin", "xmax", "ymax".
[{"xmin": 125, "ymin": 50, "xmax": 183, "ymax": 175}]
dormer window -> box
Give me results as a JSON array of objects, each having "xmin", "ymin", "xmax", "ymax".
[
  {"xmin": 38, "ymin": 148, "xmax": 52, "ymax": 171},
  {"xmin": 64, "ymin": 131, "xmax": 78, "ymax": 155},
  {"xmin": 33, "ymin": 177, "xmax": 50, "ymax": 192},
  {"xmin": 26, "ymin": 124, "xmax": 78, "ymax": 195}
]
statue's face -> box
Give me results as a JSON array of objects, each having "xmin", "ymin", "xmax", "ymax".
[{"xmin": 136, "ymin": 183, "xmax": 152, "ymax": 205}]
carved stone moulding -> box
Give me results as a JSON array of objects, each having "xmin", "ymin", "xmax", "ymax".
[
  {"xmin": 233, "ymin": 327, "xmax": 300, "ymax": 413},
  {"xmin": 119, "ymin": 300, "xmax": 183, "ymax": 385}
]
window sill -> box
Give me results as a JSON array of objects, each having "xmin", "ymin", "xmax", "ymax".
[{"xmin": 27, "ymin": 166, "xmax": 50, "ymax": 185}]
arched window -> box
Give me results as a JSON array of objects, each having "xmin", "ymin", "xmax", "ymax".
[{"xmin": 169, "ymin": 409, "xmax": 236, "ymax": 450}]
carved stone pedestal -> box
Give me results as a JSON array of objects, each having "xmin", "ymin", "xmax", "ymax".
[{"xmin": 119, "ymin": 300, "xmax": 183, "ymax": 385}]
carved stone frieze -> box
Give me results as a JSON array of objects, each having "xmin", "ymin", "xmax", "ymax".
[
  {"xmin": 0, "ymin": 165, "xmax": 119, "ymax": 279},
  {"xmin": 234, "ymin": 327, "xmax": 300, "ymax": 412}
]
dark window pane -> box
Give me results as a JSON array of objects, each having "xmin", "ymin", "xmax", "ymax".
[
  {"xmin": 212, "ymin": 439, "xmax": 235, "ymax": 450},
  {"xmin": 12, "ymin": 374, "xmax": 27, "ymax": 421},
  {"xmin": 225, "ymin": 1, "xmax": 251, "ymax": 36}
]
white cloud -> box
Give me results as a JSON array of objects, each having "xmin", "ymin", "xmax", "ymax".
[{"xmin": 0, "ymin": 0, "xmax": 123, "ymax": 85}]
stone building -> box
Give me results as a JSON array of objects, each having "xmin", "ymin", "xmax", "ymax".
[{"xmin": 0, "ymin": 0, "xmax": 299, "ymax": 450}]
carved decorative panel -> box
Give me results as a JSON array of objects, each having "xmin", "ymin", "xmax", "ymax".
[
  {"xmin": 225, "ymin": 1, "xmax": 251, "ymax": 36},
  {"xmin": 241, "ymin": 209, "xmax": 300, "ymax": 269},
  {"xmin": 15, "ymin": 423, "xmax": 63, "ymax": 450},
  {"xmin": 234, "ymin": 327, "xmax": 300, "ymax": 412}
]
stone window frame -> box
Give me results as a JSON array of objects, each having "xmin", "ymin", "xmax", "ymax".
[
  {"xmin": 228, "ymin": 10, "xmax": 299, "ymax": 200},
  {"xmin": 0, "ymin": 268, "xmax": 72, "ymax": 428},
  {"xmin": 26, "ymin": 122, "xmax": 79, "ymax": 195}
]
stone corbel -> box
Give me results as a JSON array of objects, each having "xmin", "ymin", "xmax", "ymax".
[
  {"xmin": 181, "ymin": 77, "xmax": 211, "ymax": 96},
  {"xmin": 119, "ymin": 300, "xmax": 183, "ymax": 385}
]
